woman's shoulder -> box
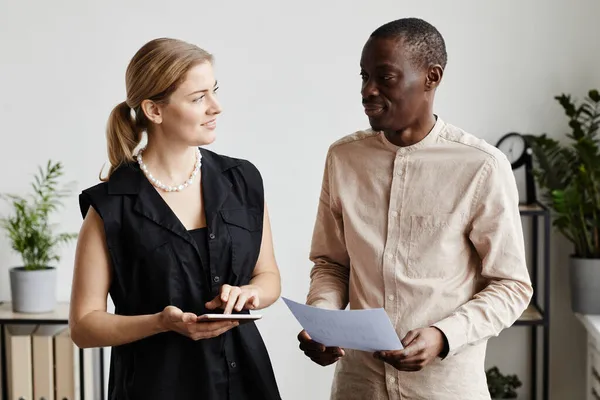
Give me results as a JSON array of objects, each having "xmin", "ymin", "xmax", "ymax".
[
  {"xmin": 79, "ymin": 162, "xmax": 139, "ymax": 219},
  {"xmin": 79, "ymin": 181, "xmax": 110, "ymax": 220},
  {"xmin": 200, "ymin": 148, "xmax": 262, "ymax": 182}
]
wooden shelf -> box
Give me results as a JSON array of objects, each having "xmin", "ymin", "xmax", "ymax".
[
  {"xmin": 0, "ymin": 301, "xmax": 70, "ymax": 324},
  {"xmin": 516, "ymin": 303, "xmax": 544, "ymax": 325},
  {"xmin": 519, "ymin": 203, "xmax": 548, "ymax": 215}
]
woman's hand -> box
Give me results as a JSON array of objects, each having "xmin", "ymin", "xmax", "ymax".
[
  {"xmin": 205, "ymin": 284, "xmax": 261, "ymax": 314},
  {"xmin": 159, "ymin": 305, "xmax": 238, "ymax": 340}
]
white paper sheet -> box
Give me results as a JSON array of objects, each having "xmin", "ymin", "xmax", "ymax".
[{"xmin": 282, "ymin": 297, "xmax": 403, "ymax": 352}]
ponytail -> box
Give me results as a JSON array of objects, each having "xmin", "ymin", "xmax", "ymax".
[{"xmin": 101, "ymin": 101, "xmax": 140, "ymax": 181}]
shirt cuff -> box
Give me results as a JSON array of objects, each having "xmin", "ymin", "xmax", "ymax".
[
  {"xmin": 431, "ymin": 316, "xmax": 467, "ymax": 358},
  {"xmin": 431, "ymin": 326, "xmax": 450, "ymax": 359},
  {"xmin": 305, "ymin": 299, "xmax": 339, "ymax": 310}
]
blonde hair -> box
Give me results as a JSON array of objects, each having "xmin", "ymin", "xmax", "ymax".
[{"xmin": 102, "ymin": 38, "xmax": 213, "ymax": 180}]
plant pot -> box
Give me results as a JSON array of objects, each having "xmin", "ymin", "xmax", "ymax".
[
  {"xmin": 9, "ymin": 266, "xmax": 57, "ymax": 313},
  {"xmin": 569, "ymin": 257, "xmax": 600, "ymax": 314}
]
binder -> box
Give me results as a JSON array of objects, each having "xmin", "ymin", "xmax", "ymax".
[
  {"xmin": 54, "ymin": 327, "xmax": 79, "ymax": 400},
  {"xmin": 4, "ymin": 324, "xmax": 36, "ymax": 400},
  {"xmin": 81, "ymin": 346, "xmax": 94, "ymax": 400},
  {"xmin": 32, "ymin": 324, "xmax": 67, "ymax": 400}
]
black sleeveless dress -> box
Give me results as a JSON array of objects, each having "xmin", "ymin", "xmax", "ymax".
[
  {"xmin": 187, "ymin": 227, "xmax": 257, "ymax": 400},
  {"xmin": 79, "ymin": 148, "xmax": 281, "ymax": 400}
]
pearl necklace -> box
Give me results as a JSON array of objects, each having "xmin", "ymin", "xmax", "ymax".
[{"xmin": 137, "ymin": 147, "xmax": 202, "ymax": 192}]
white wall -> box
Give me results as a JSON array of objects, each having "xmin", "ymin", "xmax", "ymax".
[{"xmin": 1, "ymin": 1, "xmax": 598, "ymax": 399}]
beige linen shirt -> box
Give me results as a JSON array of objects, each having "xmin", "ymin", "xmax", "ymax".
[{"xmin": 306, "ymin": 117, "xmax": 533, "ymax": 400}]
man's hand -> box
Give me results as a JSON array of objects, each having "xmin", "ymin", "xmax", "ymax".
[
  {"xmin": 373, "ymin": 327, "xmax": 446, "ymax": 371},
  {"xmin": 298, "ymin": 330, "xmax": 345, "ymax": 366}
]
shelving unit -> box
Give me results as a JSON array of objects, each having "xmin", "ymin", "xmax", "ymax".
[
  {"xmin": 514, "ymin": 202, "xmax": 551, "ymax": 400},
  {"xmin": 0, "ymin": 301, "xmax": 105, "ymax": 400}
]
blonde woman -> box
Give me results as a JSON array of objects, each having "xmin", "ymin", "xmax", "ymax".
[{"xmin": 69, "ymin": 38, "xmax": 282, "ymax": 400}]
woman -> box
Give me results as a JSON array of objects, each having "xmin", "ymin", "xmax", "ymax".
[{"xmin": 69, "ymin": 38, "xmax": 282, "ymax": 400}]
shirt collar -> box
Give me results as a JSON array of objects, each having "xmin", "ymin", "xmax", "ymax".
[{"xmin": 378, "ymin": 115, "xmax": 445, "ymax": 154}]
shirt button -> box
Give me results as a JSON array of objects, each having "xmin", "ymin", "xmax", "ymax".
[
  {"xmin": 386, "ymin": 253, "xmax": 393, "ymax": 260},
  {"xmin": 230, "ymin": 362, "xmax": 237, "ymax": 368},
  {"xmin": 213, "ymin": 276, "xmax": 220, "ymax": 283},
  {"xmin": 388, "ymin": 295, "xmax": 395, "ymax": 301},
  {"xmin": 388, "ymin": 376, "xmax": 396, "ymax": 384},
  {"xmin": 209, "ymin": 233, "xmax": 216, "ymax": 240},
  {"xmin": 391, "ymin": 211, "xmax": 398, "ymax": 217},
  {"xmin": 396, "ymin": 170, "xmax": 402, "ymax": 177}
]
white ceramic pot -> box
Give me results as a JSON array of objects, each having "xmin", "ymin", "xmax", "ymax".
[{"xmin": 9, "ymin": 266, "xmax": 57, "ymax": 313}]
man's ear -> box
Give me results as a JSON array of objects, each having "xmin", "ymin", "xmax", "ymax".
[{"xmin": 425, "ymin": 64, "xmax": 443, "ymax": 91}]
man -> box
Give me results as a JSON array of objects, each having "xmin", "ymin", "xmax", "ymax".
[{"xmin": 298, "ymin": 18, "xmax": 533, "ymax": 399}]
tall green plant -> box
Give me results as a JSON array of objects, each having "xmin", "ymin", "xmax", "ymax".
[
  {"xmin": 525, "ymin": 89, "xmax": 600, "ymax": 258},
  {"xmin": 0, "ymin": 160, "xmax": 78, "ymax": 270}
]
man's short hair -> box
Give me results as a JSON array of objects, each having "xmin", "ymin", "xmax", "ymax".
[{"xmin": 370, "ymin": 18, "xmax": 447, "ymax": 70}]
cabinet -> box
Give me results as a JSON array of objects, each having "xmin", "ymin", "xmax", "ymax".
[{"xmin": 576, "ymin": 314, "xmax": 600, "ymax": 400}]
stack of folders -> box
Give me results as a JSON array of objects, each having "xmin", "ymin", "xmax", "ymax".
[{"xmin": 1, "ymin": 324, "xmax": 98, "ymax": 400}]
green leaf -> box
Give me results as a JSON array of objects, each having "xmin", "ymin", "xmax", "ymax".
[
  {"xmin": 0, "ymin": 160, "xmax": 78, "ymax": 270},
  {"xmin": 526, "ymin": 89, "xmax": 600, "ymax": 258}
]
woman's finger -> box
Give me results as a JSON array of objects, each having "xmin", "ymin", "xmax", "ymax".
[
  {"xmin": 234, "ymin": 294, "xmax": 248, "ymax": 312},
  {"xmin": 220, "ymin": 284, "xmax": 233, "ymax": 302},
  {"xmin": 224, "ymin": 287, "xmax": 242, "ymax": 314}
]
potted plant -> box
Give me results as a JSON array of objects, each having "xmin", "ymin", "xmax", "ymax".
[
  {"xmin": 0, "ymin": 160, "xmax": 77, "ymax": 313},
  {"xmin": 486, "ymin": 366, "xmax": 522, "ymax": 399},
  {"xmin": 524, "ymin": 89, "xmax": 600, "ymax": 314}
]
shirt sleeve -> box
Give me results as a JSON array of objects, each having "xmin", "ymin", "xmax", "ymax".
[
  {"xmin": 432, "ymin": 154, "xmax": 533, "ymax": 357},
  {"xmin": 305, "ymin": 148, "xmax": 350, "ymax": 310}
]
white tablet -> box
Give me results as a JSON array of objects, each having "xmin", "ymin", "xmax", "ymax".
[{"xmin": 197, "ymin": 314, "xmax": 262, "ymax": 322}]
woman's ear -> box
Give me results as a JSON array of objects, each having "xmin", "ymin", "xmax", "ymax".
[{"xmin": 141, "ymin": 99, "xmax": 163, "ymax": 124}]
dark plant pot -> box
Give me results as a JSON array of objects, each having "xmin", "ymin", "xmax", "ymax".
[
  {"xmin": 9, "ymin": 266, "xmax": 57, "ymax": 313},
  {"xmin": 569, "ymin": 257, "xmax": 600, "ymax": 314}
]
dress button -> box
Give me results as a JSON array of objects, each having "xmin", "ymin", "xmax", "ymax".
[
  {"xmin": 213, "ymin": 276, "xmax": 220, "ymax": 283},
  {"xmin": 209, "ymin": 233, "xmax": 216, "ymax": 240},
  {"xmin": 230, "ymin": 362, "xmax": 237, "ymax": 368}
]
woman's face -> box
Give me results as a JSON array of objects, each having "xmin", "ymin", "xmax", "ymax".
[{"xmin": 154, "ymin": 62, "xmax": 222, "ymax": 147}]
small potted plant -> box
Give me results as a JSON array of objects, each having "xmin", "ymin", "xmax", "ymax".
[
  {"xmin": 486, "ymin": 366, "xmax": 522, "ymax": 399},
  {"xmin": 0, "ymin": 160, "xmax": 77, "ymax": 313},
  {"xmin": 525, "ymin": 89, "xmax": 600, "ymax": 314}
]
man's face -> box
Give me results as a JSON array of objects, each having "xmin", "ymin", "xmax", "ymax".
[{"xmin": 360, "ymin": 37, "xmax": 427, "ymax": 132}]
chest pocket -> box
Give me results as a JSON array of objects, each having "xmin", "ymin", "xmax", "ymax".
[
  {"xmin": 220, "ymin": 208, "xmax": 263, "ymax": 282},
  {"xmin": 405, "ymin": 213, "xmax": 468, "ymax": 279}
]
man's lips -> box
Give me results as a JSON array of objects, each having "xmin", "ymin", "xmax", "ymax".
[{"xmin": 363, "ymin": 104, "xmax": 386, "ymax": 117}]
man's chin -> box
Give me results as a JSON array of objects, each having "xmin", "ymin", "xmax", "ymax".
[{"xmin": 368, "ymin": 118, "xmax": 386, "ymax": 132}]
